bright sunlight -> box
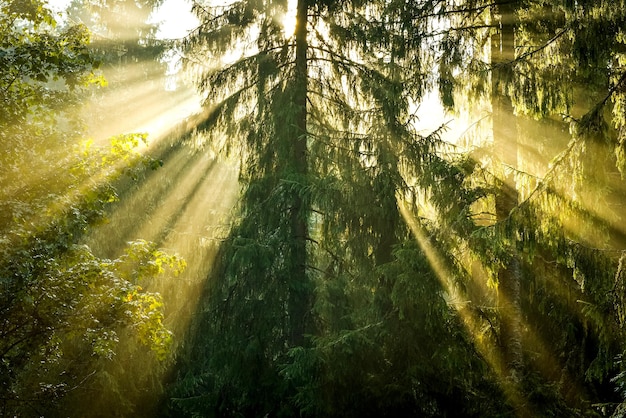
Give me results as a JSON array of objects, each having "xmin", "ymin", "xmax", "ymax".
[
  {"xmin": 4, "ymin": 0, "xmax": 626, "ymax": 416},
  {"xmin": 281, "ymin": 0, "xmax": 297, "ymax": 36}
]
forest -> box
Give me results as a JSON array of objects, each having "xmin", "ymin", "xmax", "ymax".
[{"xmin": 2, "ymin": 0, "xmax": 626, "ymax": 416}]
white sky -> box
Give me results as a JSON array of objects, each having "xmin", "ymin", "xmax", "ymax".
[
  {"xmin": 150, "ymin": 0, "xmax": 199, "ymax": 39},
  {"xmin": 47, "ymin": 0, "xmax": 199, "ymax": 40}
]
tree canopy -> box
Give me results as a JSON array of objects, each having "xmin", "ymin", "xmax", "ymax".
[
  {"xmin": 167, "ymin": 0, "xmax": 626, "ymax": 416},
  {"xmin": 0, "ymin": 0, "xmax": 184, "ymax": 415},
  {"xmin": 3, "ymin": 0, "xmax": 626, "ymax": 416}
]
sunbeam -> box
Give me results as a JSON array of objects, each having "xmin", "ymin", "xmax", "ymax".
[
  {"xmin": 1, "ymin": 5, "xmax": 238, "ymax": 408},
  {"xmin": 402, "ymin": 197, "xmax": 588, "ymax": 412},
  {"xmin": 399, "ymin": 200, "xmax": 532, "ymax": 415},
  {"xmin": 5, "ymin": 0, "xmax": 626, "ymax": 415},
  {"xmin": 83, "ymin": 136, "xmax": 239, "ymax": 326},
  {"xmin": 82, "ymin": 63, "xmax": 201, "ymax": 143},
  {"xmin": 78, "ymin": 139, "xmax": 239, "ymax": 413}
]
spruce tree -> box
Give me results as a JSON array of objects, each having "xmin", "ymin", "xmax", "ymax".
[
  {"xmin": 419, "ymin": 0, "xmax": 626, "ymax": 413},
  {"xmin": 168, "ymin": 0, "xmax": 508, "ymax": 416}
]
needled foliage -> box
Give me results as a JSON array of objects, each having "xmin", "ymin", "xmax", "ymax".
[
  {"xmin": 4, "ymin": 0, "xmax": 626, "ymax": 416},
  {"xmin": 66, "ymin": 0, "xmax": 166, "ymax": 72},
  {"xmin": 27, "ymin": 0, "xmax": 613, "ymax": 415},
  {"xmin": 167, "ymin": 0, "xmax": 626, "ymax": 415},
  {"xmin": 412, "ymin": 0, "xmax": 626, "ymax": 414},
  {"xmin": 167, "ymin": 0, "xmax": 508, "ymax": 416}
]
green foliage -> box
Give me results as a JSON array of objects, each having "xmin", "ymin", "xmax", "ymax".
[
  {"xmin": 0, "ymin": 0, "xmax": 104, "ymax": 102},
  {"xmin": 278, "ymin": 237, "xmax": 512, "ymax": 418},
  {"xmin": 0, "ymin": 240, "xmax": 181, "ymax": 415},
  {"xmin": 0, "ymin": 163, "xmax": 180, "ymax": 414},
  {"xmin": 167, "ymin": 0, "xmax": 513, "ymax": 417},
  {"xmin": 0, "ymin": 4, "xmax": 180, "ymax": 413},
  {"xmin": 0, "ymin": 128, "xmax": 181, "ymax": 415},
  {"xmin": 166, "ymin": 0, "xmax": 626, "ymax": 417}
]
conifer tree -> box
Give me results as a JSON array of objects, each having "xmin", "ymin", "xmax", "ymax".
[
  {"xmin": 419, "ymin": 0, "xmax": 626, "ymax": 413},
  {"xmin": 168, "ymin": 0, "xmax": 509, "ymax": 416},
  {"xmin": 168, "ymin": 0, "xmax": 626, "ymax": 414}
]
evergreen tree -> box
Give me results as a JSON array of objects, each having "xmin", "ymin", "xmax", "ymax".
[
  {"xmin": 168, "ymin": 0, "xmax": 508, "ymax": 416},
  {"xmin": 421, "ymin": 0, "xmax": 626, "ymax": 414}
]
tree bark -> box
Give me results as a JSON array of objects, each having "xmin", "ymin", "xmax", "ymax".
[
  {"xmin": 491, "ymin": 0, "xmax": 523, "ymax": 379},
  {"xmin": 288, "ymin": 0, "xmax": 310, "ymax": 348}
]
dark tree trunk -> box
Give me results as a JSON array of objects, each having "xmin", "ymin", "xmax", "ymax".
[
  {"xmin": 491, "ymin": 0, "xmax": 523, "ymax": 379},
  {"xmin": 288, "ymin": 0, "xmax": 310, "ymax": 348}
]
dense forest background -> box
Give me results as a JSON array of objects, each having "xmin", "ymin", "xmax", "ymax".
[{"xmin": 2, "ymin": 0, "xmax": 626, "ymax": 416}]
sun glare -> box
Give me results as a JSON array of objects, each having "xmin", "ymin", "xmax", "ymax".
[
  {"xmin": 281, "ymin": 0, "xmax": 297, "ymax": 37},
  {"xmin": 0, "ymin": 23, "xmax": 240, "ymax": 402},
  {"xmin": 150, "ymin": 0, "xmax": 199, "ymax": 40}
]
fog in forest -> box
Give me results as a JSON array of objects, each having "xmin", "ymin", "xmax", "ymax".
[{"xmin": 2, "ymin": 0, "xmax": 626, "ymax": 417}]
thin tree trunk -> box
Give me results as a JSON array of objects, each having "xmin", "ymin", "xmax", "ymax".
[
  {"xmin": 288, "ymin": 0, "xmax": 310, "ymax": 347},
  {"xmin": 491, "ymin": 0, "xmax": 523, "ymax": 379}
]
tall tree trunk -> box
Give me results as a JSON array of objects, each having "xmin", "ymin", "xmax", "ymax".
[
  {"xmin": 491, "ymin": 0, "xmax": 523, "ymax": 379},
  {"xmin": 288, "ymin": 0, "xmax": 310, "ymax": 347}
]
